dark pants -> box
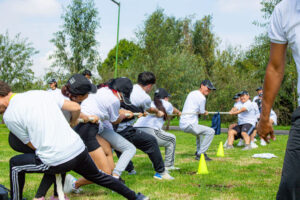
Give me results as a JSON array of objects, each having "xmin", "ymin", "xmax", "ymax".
[
  {"xmin": 277, "ymin": 107, "xmax": 300, "ymax": 199},
  {"xmin": 9, "ymin": 132, "xmax": 61, "ymax": 198},
  {"xmin": 117, "ymin": 126, "xmax": 165, "ymax": 173},
  {"xmin": 10, "ymin": 149, "xmax": 137, "ymax": 200},
  {"xmin": 74, "ymin": 122, "xmax": 101, "ymax": 152}
]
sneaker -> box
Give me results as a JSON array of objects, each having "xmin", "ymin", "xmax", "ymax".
[
  {"xmin": 204, "ymin": 153, "xmax": 212, "ymax": 161},
  {"xmin": 260, "ymin": 139, "xmax": 267, "ymax": 146},
  {"xmin": 251, "ymin": 141, "xmax": 258, "ymax": 149},
  {"xmin": 128, "ymin": 169, "xmax": 137, "ymax": 175},
  {"xmin": 63, "ymin": 174, "xmax": 82, "ymax": 194},
  {"xmin": 165, "ymin": 166, "xmax": 180, "ymax": 171},
  {"xmin": 237, "ymin": 139, "xmax": 244, "ymax": 147},
  {"xmin": 223, "ymin": 140, "xmax": 228, "ymax": 147},
  {"xmin": 153, "ymin": 171, "xmax": 174, "ymax": 180},
  {"xmin": 135, "ymin": 192, "xmax": 150, "ymax": 200},
  {"xmin": 225, "ymin": 145, "xmax": 234, "ymax": 149},
  {"xmin": 242, "ymin": 144, "xmax": 252, "ymax": 150},
  {"xmin": 49, "ymin": 195, "xmax": 70, "ymax": 200},
  {"xmin": 33, "ymin": 198, "xmax": 45, "ymax": 200}
]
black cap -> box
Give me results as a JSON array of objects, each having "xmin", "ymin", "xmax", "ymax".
[
  {"xmin": 48, "ymin": 79, "xmax": 57, "ymax": 84},
  {"xmin": 201, "ymin": 80, "xmax": 216, "ymax": 90},
  {"xmin": 109, "ymin": 77, "xmax": 133, "ymax": 105},
  {"xmin": 240, "ymin": 91, "xmax": 249, "ymax": 96},
  {"xmin": 67, "ymin": 74, "xmax": 97, "ymax": 95},
  {"xmin": 232, "ymin": 94, "xmax": 240, "ymax": 100},
  {"xmin": 82, "ymin": 69, "xmax": 92, "ymax": 76},
  {"xmin": 154, "ymin": 88, "xmax": 171, "ymax": 99},
  {"xmin": 256, "ymin": 86, "xmax": 263, "ymax": 91}
]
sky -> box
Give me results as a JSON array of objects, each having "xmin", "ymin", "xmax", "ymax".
[{"xmin": 0, "ymin": 0, "xmax": 266, "ymax": 79}]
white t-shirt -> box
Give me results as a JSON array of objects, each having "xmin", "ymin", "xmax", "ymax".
[
  {"xmin": 238, "ymin": 100, "xmax": 258, "ymax": 126},
  {"xmin": 179, "ymin": 90, "xmax": 206, "ymax": 130},
  {"xmin": 134, "ymin": 100, "xmax": 174, "ymax": 130},
  {"xmin": 253, "ymin": 96, "xmax": 259, "ymax": 103},
  {"xmin": 270, "ymin": 109, "xmax": 278, "ymax": 125},
  {"xmin": 252, "ymin": 101, "xmax": 260, "ymax": 122},
  {"xmin": 50, "ymin": 89, "xmax": 72, "ymax": 122},
  {"xmin": 4, "ymin": 91, "xmax": 85, "ymax": 166},
  {"xmin": 81, "ymin": 87, "xmax": 119, "ymax": 130},
  {"xmin": 117, "ymin": 84, "xmax": 152, "ymax": 132},
  {"xmin": 269, "ymin": 0, "xmax": 300, "ymax": 104}
]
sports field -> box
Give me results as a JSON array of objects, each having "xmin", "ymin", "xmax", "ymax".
[{"xmin": 0, "ymin": 124, "xmax": 287, "ymax": 200}]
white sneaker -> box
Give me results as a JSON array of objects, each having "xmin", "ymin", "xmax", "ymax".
[
  {"xmin": 63, "ymin": 174, "xmax": 82, "ymax": 194},
  {"xmin": 153, "ymin": 171, "xmax": 174, "ymax": 180},
  {"xmin": 165, "ymin": 166, "xmax": 180, "ymax": 171},
  {"xmin": 223, "ymin": 140, "xmax": 228, "ymax": 147},
  {"xmin": 237, "ymin": 139, "xmax": 244, "ymax": 147},
  {"xmin": 260, "ymin": 139, "xmax": 267, "ymax": 146},
  {"xmin": 251, "ymin": 141, "xmax": 258, "ymax": 149}
]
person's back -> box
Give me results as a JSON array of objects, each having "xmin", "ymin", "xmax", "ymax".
[{"xmin": 4, "ymin": 90, "xmax": 84, "ymax": 166}]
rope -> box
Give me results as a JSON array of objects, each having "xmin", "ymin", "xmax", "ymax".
[{"xmin": 56, "ymin": 174, "xmax": 65, "ymax": 200}]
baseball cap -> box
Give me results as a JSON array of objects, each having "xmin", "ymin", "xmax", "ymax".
[
  {"xmin": 154, "ymin": 88, "xmax": 171, "ymax": 99},
  {"xmin": 232, "ymin": 94, "xmax": 240, "ymax": 100},
  {"xmin": 240, "ymin": 91, "xmax": 249, "ymax": 96},
  {"xmin": 48, "ymin": 79, "xmax": 57, "ymax": 84},
  {"xmin": 201, "ymin": 80, "xmax": 216, "ymax": 90},
  {"xmin": 256, "ymin": 86, "xmax": 263, "ymax": 91},
  {"xmin": 109, "ymin": 77, "xmax": 133, "ymax": 105},
  {"xmin": 67, "ymin": 74, "xmax": 97, "ymax": 95},
  {"xmin": 82, "ymin": 69, "xmax": 92, "ymax": 76}
]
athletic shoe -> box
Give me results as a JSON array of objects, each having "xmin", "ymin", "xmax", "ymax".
[
  {"xmin": 135, "ymin": 192, "xmax": 150, "ymax": 200},
  {"xmin": 128, "ymin": 169, "xmax": 137, "ymax": 175},
  {"xmin": 242, "ymin": 145, "xmax": 252, "ymax": 150},
  {"xmin": 195, "ymin": 153, "xmax": 212, "ymax": 161},
  {"xmin": 250, "ymin": 141, "xmax": 258, "ymax": 149},
  {"xmin": 49, "ymin": 195, "xmax": 70, "ymax": 200},
  {"xmin": 225, "ymin": 145, "xmax": 234, "ymax": 149},
  {"xmin": 165, "ymin": 166, "xmax": 180, "ymax": 171},
  {"xmin": 63, "ymin": 174, "xmax": 82, "ymax": 194},
  {"xmin": 223, "ymin": 140, "xmax": 228, "ymax": 147},
  {"xmin": 33, "ymin": 198, "xmax": 44, "ymax": 200},
  {"xmin": 153, "ymin": 171, "xmax": 174, "ymax": 180},
  {"xmin": 237, "ymin": 139, "xmax": 244, "ymax": 147},
  {"xmin": 260, "ymin": 139, "xmax": 267, "ymax": 146}
]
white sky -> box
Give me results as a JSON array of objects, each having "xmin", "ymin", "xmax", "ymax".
[{"xmin": 0, "ymin": 0, "xmax": 265, "ymax": 79}]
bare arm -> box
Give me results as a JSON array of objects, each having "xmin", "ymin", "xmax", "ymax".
[
  {"xmin": 258, "ymin": 42, "xmax": 287, "ymax": 141},
  {"xmin": 147, "ymin": 107, "xmax": 164, "ymax": 117},
  {"xmin": 230, "ymin": 107, "xmax": 247, "ymax": 115},
  {"xmin": 61, "ymin": 100, "xmax": 81, "ymax": 127}
]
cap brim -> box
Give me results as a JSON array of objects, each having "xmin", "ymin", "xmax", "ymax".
[
  {"xmin": 208, "ymin": 86, "xmax": 216, "ymax": 90},
  {"xmin": 89, "ymin": 84, "xmax": 97, "ymax": 94}
]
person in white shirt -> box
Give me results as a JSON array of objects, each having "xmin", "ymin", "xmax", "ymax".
[
  {"xmin": 253, "ymin": 86, "xmax": 263, "ymax": 103},
  {"xmin": 0, "ymin": 80, "xmax": 149, "ymax": 200},
  {"xmin": 116, "ymin": 72, "xmax": 174, "ymax": 180},
  {"xmin": 134, "ymin": 88, "xmax": 181, "ymax": 170},
  {"xmin": 47, "ymin": 78, "xmax": 60, "ymax": 93},
  {"xmin": 82, "ymin": 69, "xmax": 93, "ymax": 83},
  {"xmin": 65, "ymin": 77, "xmax": 137, "ymax": 192},
  {"xmin": 227, "ymin": 91, "xmax": 257, "ymax": 150},
  {"xmin": 179, "ymin": 80, "xmax": 216, "ymax": 161},
  {"xmin": 257, "ymin": 1, "xmax": 300, "ymax": 198}
]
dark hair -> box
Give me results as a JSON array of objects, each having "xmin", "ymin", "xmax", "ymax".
[
  {"xmin": 137, "ymin": 71, "xmax": 156, "ymax": 86},
  {"xmin": 53, "ymin": 82, "xmax": 58, "ymax": 88},
  {"xmin": 154, "ymin": 96, "xmax": 167, "ymax": 120},
  {"xmin": 82, "ymin": 69, "xmax": 92, "ymax": 76},
  {"xmin": 0, "ymin": 81, "xmax": 12, "ymax": 97},
  {"xmin": 97, "ymin": 79, "xmax": 114, "ymax": 89},
  {"xmin": 61, "ymin": 85, "xmax": 78, "ymax": 99}
]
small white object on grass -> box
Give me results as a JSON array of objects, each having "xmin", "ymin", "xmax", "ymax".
[{"xmin": 252, "ymin": 153, "xmax": 277, "ymax": 159}]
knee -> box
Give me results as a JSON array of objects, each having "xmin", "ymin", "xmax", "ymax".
[{"xmin": 209, "ymin": 128, "xmax": 215, "ymax": 135}]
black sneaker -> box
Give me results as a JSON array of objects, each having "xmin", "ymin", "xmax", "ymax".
[
  {"xmin": 195, "ymin": 155, "xmax": 200, "ymax": 160},
  {"xmin": 136, "ymin": 192, "xmax": 150, "ymax": 200},
  {"xmin": 204, "ymin": 153, "xmax": 212, "ymax": 161}
]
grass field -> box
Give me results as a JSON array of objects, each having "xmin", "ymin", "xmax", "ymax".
[{"xmin": 0, "ymin": 125, "xmax": 287, "ymax": 200}]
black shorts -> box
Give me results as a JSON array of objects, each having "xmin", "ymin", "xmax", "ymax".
[
  {"xmin": 233, "ymin": 123, "xmax": 255, "ymax": 139},
  {"xmin": 74, "ymin": 122, "xmax": 100, "ymax": 152}
]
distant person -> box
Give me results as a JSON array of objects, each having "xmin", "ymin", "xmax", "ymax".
[
  {"xmin": 48, "ymin": 78, "xmax": 60, "ymax": 92},
  {"xmin": 179, "ymin": 80, "xmax": 216, "ymax": 161},
  {"xmin": 82, "ymin": 69, "xmax": 92, "ymax": 83},
  {"xmin": 253, "ymin": 86, "xmax": 263, "ymax": 102}
]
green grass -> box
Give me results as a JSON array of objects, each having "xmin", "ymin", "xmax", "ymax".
[{"xmin": 0, "ymin": 126, "xmax": 287, "ymax": 200}]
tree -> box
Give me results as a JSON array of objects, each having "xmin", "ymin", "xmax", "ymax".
[
  {"xmin": 192, "ymin": 15, "xmax": 217, "ymax": 76},
  {"xmin": 48, "ymin": 0, "xmax": 101, "ymax": 80},
  {"xmin": 0, "ymin": 32, "xmax": 38, "ymax": 90},
  {"xmin": 99, "ymin": 39, "xmax": 140, "ymax": 81}
]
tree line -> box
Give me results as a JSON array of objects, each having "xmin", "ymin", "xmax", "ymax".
[{"xmin": 0, "ymin": 0, "xmax": 295, "ymax": 125}]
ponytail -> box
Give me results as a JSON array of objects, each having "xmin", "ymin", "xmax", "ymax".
[{"xmin": 154, "ymin": 96, "xmax": 167, "ymax": 120}]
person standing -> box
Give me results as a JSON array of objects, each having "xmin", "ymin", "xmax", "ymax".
[
  {"xmin": 257, "ymin": 0, "xmax": 300, "ymax": 198},
  {"xmin": 179, "ymin": 80, "xmax": 216, "ymax": 161}
]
